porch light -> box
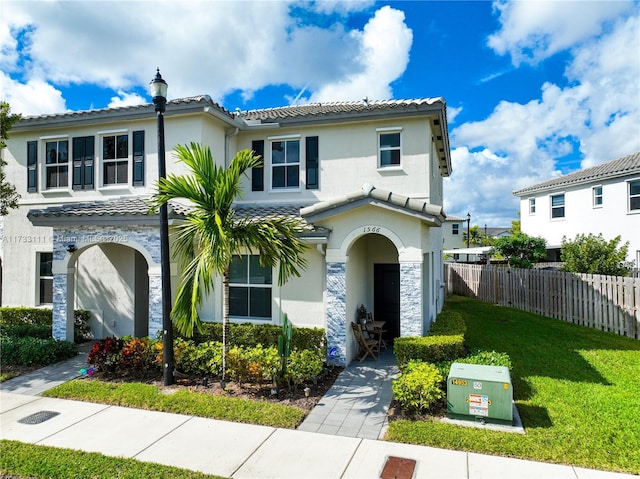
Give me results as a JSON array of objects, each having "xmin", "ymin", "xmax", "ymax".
[{"xmin": 150, "ymin": 68, "xmax": 175, "ymax": 386}]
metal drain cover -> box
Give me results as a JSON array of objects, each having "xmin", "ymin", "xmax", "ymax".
[{"xmin": 17, "ymin": 410, "xmax": 60, "ymax": 425}]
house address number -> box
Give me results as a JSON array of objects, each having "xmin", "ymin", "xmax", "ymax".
[{"xmin": 363, "ymin": 226, "xmax": 381, "ymax": 234}]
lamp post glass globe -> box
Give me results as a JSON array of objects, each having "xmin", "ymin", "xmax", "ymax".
[{"xmin": 149, "ymin": 68, "xmax": 168, "ymax": 101}]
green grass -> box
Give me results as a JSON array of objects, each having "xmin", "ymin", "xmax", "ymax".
[
  {"xmin": 0, "ymin": 439, "xmax": 226, "ymax": 478},
  {"xmin": 386, "ymin": 295, "xmax": 640, "ymax": 474},
  {"xmin": 43, "ymin": 380, "xmax": 306, "ymax": 429}
]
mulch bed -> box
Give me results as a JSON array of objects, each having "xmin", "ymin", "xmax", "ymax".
[{"xmin": 387, "ymin": 396, "xmax": 448, "ymax": 422}]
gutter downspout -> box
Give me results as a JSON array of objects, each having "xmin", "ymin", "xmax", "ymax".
[{"xmin": 224, "ymin": 127, "xmax": 239, "ymax": 168}]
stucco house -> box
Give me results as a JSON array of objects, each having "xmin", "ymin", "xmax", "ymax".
[
  {"xmin": 1, "ymin": 95, "xmax": 452, "ymax": 365},
  {"xmin": 513, "ymin": 152, "xmax": 640, "ymax": 267}
]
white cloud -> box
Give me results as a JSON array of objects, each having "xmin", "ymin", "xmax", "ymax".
[
  {"xmin": 0, "ymin": 71, "xmax": 66, "ymax": 115},
  {"xmin": 0, "ymin": 1, "xmax": 410, "ymax": 112},
  {"xmin": 308, "ymin": 6, "xmax": 412, "ymax": 102},
  {"xmin": 108, "ymin": 91, "xmax": 147, "ymax": 109},
  {"xmin": 488, "ymin": 0, "xmax": 634, "ymax": 64}
]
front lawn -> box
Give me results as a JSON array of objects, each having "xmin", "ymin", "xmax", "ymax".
[
  {"xmin": 386, "ymin": 295, "xmax": 640, "ymax": 474},
  {"xmin": 44, "ymin": 380, "xmax": 306, "ymax": 429},
  {"xmin": 0, "ymin": 440, "xmax": 225, "ymax": 478}
]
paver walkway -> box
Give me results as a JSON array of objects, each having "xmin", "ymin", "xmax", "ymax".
[{"xmin": 297, "ymin": 347, "xmax": 398, "ymax": 439}]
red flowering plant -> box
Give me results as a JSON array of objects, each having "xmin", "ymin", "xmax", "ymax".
[
  {"xmin": 87, "ymin": 337, "xmax": 124, "ymax": 374},
  {"xmin": 119, "ymin": 337, "xmax": 161, "ymax": 374}
]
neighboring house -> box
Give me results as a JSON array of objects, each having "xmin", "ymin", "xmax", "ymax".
[
  {"xmin": 513, "ymin": 152, "xmax": 640, "ymax": 267},
  {"xmin": 484, "ymin": 227, "xmax": 511, "ymax": 239},
  {"xmin": 442, "ymin": 215, "xmax": 465, "ymax": 252},
  {"xmin": 1, "ymin": 96, "xmax": 452, "ymax": 366}
]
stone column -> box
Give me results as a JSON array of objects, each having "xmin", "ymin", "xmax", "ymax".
[
  {"xmin": 400, "ymin": 261, "xmax": 423, "ymax": 337},
  {"xmin": 52, "ymin": 263, "xmax": 75, "ymax": 342},
  {"xmin": 147, "ymin": 266, "xmax": 163, "ymax": 338},
  {"xmin": 326, "ymin": 261, "xmax": 347, "ymax": 366}
]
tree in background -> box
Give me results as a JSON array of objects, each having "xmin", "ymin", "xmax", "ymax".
[
  {"xmin": 491, "ymin": 233, "xmax": 547, "ymax": 269},
  {"xmin": 0, "ymin": 102, "xmax": 21, "ymax": 215},
  {"xmin": 510, "ymin": 218, "xmax": 521, "ymax": 235},
  {"xmin": 561, "ymin": 233, "xmax": 633, "ymax": 276}
]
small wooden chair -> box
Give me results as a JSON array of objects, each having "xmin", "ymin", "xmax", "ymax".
[{"xmin": 351, "ymin": 322, "xmax": 379, "ymax": 362}]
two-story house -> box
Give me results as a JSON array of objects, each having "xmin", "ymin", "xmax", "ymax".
[
  {"xmin": 1, "ymin": 95, "xmax": 452, "ymax": 365},
  {"xmin": 513, "ymin": 152, "xmax": 640, "ymax": 267}
]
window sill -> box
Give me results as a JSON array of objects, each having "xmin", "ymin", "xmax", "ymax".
[
  {"xmin": 269, "ymin": 188, "xmax": 301, "ymax": 193},
  {"xmin": 377, "ymin": 166, "xmax": 405, "ymax": 173},
  {"xmin": 41, "ymin": 189, "xmax": 72, "ymax": 197},
  {"xmin": 99, "ymin": 185, "xmax": 132, "ymax": 193},
  {"xmin": 229, "ymin": 316, "xmax": 272, "ymax": 323}
]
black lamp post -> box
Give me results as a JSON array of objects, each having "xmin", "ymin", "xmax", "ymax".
[
  {"xmin": 466, "ymin": 212, "xmax": 471, "ymax": 248},
  {"xmin": 150, "ymin": 68, "xmax": 174, "ymax": 386}
]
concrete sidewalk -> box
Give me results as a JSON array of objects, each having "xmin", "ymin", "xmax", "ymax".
[{"xmin": 1, "ymin": 348, "xmax": 637, "ymax": 478}]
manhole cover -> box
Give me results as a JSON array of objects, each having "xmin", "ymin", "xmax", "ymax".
[
  {"xmin": 17, "ymin": 410, "xmax": 60, "ymax": 425},
  {"xmin": 380, "ymin": 456, "xmax": 417, "ymax": 479}
]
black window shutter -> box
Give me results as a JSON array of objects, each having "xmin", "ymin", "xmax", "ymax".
[
  {"xmin": 27, "ymin": 141, "xmax": 38, "ymax": 192},
  {"xmin": 72, "ymin": 136, "xmax": 94, "ymax": 190},
  {"xmin": 132, "ymin": 131, "xmax": 145, "ymax": 186},
  {"xmin": 305, "ymin": 136, "xmax": 319, "ymax": 190},
  {"xmin": 251, "ymin": 140, "xmax": 264, "ymax": 191}
]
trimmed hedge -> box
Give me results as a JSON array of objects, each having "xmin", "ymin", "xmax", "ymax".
[
  {"xmin": 0, "ymin": 336, "xmax": 78, "ymax": 366},
  {"xmin": 394, "ymin": 334, "xmax": 465, "ymax": 369},
  {"xmin": 428, "ymin": 310, "xmax": 466, "ymax": 336},
  {"xmin": 0, "ymin": 307, "xmax": 93, "ymax": 342},
  {"xmin": 0, "ymin": 324, "xmax": 51, "ymax": 339},
  {"xmin": 193, "ymin": 322, "xmax": 326, "ymax": 353}
]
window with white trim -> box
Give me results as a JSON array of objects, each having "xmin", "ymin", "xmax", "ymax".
[
  {"xmin": 629, "ymin": 180, "xmax": 640, "ymax": 211},
  {"xmin": 45, "ymin": 140, "xmax": 68, "ymax": 188},
  {"xmin": 378, "ymin": 131, "xmax": 401, "ymax": 167},
  {"xmin": 271, "ymin": 138, "xmax": 300, "ymax": 189},
  {"xmin": 229, "ymin": 255, "xmax": 272, "ymax": 319},
  {"xmin": 452, "ymin": 224, "xmax": 459, "ymax": 235},
  {"xmin": 592, "ymin": 186, "xmax": 603, "ymax": 207},
  {"xmin": 103, "ymin": 134, "xmax": 129, "ymax": 185},
  {"xmin": 529, "ymin": 198, "xmax": 536, "ymax": 214},
  {"xmin": 551, "ymin": 193, "xmax": 565, "ymax": 218},
  {"xmin": 38, "ymin": 252, "xmax": 53, "ymax": 305}
]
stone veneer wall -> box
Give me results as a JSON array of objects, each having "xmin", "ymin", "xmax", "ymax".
[
  {"xmin": 52, "ymin": 225, "xmax": 162, "ymax": 340},
  {"xmin": 326, "ymin": 261, "xmax": 347, "ymax": 366},
  {"xmin": 400, "ymin": 262, "xmax": 422, "ymax": 337}
]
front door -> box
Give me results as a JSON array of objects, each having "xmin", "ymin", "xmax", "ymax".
[{"xmin": 374, "ymin": 263, "xmax": 400, "ymax": 340}]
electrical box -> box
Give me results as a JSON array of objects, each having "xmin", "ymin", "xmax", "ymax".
[{"xmin": 447, "ymin": 363, "xmax": 513, "ymax": 425}]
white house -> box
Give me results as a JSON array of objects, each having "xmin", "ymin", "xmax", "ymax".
[
  {"xmin": 0, "ymin": 95, "xmax": 452, "ymax": 365},
  {"xmin": 513, "ymin": 152, "xmax": 640, "ymax": 267}
]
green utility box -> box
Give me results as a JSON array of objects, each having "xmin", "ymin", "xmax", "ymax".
[{"xmin": 447, "ymin": 363, "xmax": 513, "ymax": 425}]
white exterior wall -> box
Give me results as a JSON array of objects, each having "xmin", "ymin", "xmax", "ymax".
[
  {"xmin": 442, "ymin": 219, "xmax": 465, "ymax": 251},
  {"xmin": 236, "ymin": 118, "xmax": 435, "ymax": 204},
  {"xmin": 519, "ymin": 176, "xmax": 640, "ymax": 265}
]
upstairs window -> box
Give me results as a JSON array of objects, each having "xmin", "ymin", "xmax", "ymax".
[
  {"xmin": 103, "ymin": 134, "xmax": 129, "ymax": 185},
  {"xmin": 629, "ymin": 180, "xmax": 640, "ymax": 211},
  {"xmin": 27, "ymin": 141, "xmax": 38, "ymax": 192},
  {"xmin": 529, "ymin": 198, "xmax": 536, "ymax": 214},
  {"xmin": 271, "ymin": 138, "xmax": 299, "ymax": 189},
  {"xmin": 551, "ymin": 193, "xmax": 565, "ymax": 218},
  {"xmin": 229, "ymin": 255, "xmax": 272, "ymax": 319},
  {"xmin": 378, "ymin": 129, "xmax": 401, "ymax": 167},
  {"xmin": 592, "ymin": 186, "xmax": 603, "ymax": 207},
  {"xmin": 452, "ymin": 224, "xmax": 459, "ymax": 235},
  {"xmin": 45, "ymin": 139, "xmax": 69, "ymax": 189}
]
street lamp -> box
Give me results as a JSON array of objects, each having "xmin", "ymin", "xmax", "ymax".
[
  {"xmin": 150, "ymin": 68, "xmax": 174, "ymax": 386},
  {"xmin": 466, "ymin": 212, "xmax": 471, "ymax": 248}
]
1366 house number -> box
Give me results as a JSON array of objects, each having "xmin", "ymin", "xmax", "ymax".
[{"xmin": 363, "ymin": 226, "xmax": 381, "ymax": 234}]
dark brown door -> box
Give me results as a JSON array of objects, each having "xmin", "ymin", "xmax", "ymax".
[{"xmin": 374, "ymin": 264, "xmax": 400, "ymax": 339}]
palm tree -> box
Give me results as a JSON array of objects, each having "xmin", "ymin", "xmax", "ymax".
[{"xmin": 150, "ymin": 143, "xmax": 308, "ymax": 382}]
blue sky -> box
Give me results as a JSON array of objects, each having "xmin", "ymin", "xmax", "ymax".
[{"xmin": 1, "ymin": 0, "xmax": 639, "ymax": 226}]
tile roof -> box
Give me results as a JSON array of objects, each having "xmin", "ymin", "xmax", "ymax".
[
  {"xmin": 513, "ymin": 152, "xmax": 640, "ymax": 196},
  {"xmin": 238, "ymin": 98, "xmax": 446, "ymax": 122},
  {"xmin": 300, "ymin": 183, "xmax": 445, "ymax": 225}
]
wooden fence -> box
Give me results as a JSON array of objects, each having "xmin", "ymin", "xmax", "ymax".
[{"xmin": 444, "ymin": 263, "xmax": 640, "ymax": 339}]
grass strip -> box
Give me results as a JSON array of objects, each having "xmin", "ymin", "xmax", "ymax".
[
  {"xmin": 386, "ymin": 295, "xmax": 640, "ymax": 475},
  {"xmin": 43, "ymin": 380, "xmax": 305, "ymax": 429},
  {"xmin": 0, "ymin": 439, "xmax": 225, "ymax": 478}
]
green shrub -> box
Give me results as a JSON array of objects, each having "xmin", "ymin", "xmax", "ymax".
[
  {"xmin": 285, "ymin": 349, "xmax": 324, "ymax": 387},
  {"xmin": 0, "ymin": 307, "xmax": 93, "ymax": 342},
  {"xmin": 429, "ymin": 310, "xmax": 466, "ymax": 336},
  {"xmin": 394, "ymin": 334, "xmax": 465, "ymax": 369},
  {"xmin": 392, "ymin": 361, "xmax": 444, "ymax": 413},
  {"xmin": 0, "ymin": 336, "xmax": 77, "ymax": 366},
  {"xmin": 226, "ymin": 344, "xmax": 280, "ymax": 383},
  {"xmin": 456, "ymin": 349, "xmax": 512, "ymax": 369},
  {"xmin": 0, "ymin": 323, "xmax": 51, "ymax": 339},
  {"xmin": 174, "ymin": 339, "xmax": 223, "ymax": 377}
]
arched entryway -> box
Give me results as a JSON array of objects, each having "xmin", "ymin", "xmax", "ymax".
[{"xmin": 72, "ymin": 243, "xmax": 149, "ymax": 339}]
